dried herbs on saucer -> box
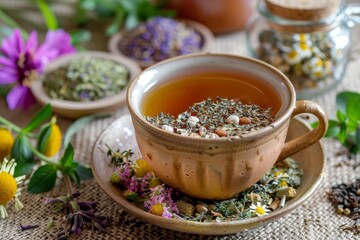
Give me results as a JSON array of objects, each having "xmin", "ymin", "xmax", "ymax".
[{"xmin": 107, "ymin": 147, "xmax": 303, "ymax": 222}]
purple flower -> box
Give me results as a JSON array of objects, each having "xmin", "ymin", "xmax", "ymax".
[
  {"xmin": 0, "ymin": 28, "xmax": 76, "ymax": 110},
  {"xmin": 144, "ymin": 184, "xmax": 179, "ymax": 218}
]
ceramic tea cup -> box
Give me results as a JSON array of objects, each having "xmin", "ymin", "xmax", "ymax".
[{"xmin": 127, "ymin": 53, "xmax": 328, "ymax": 200}]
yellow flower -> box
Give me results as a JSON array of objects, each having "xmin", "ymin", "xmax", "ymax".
[
  {"xmin": 250, "ymin": 202, "xmax": 271, "ymax": 217},
  {"xmin": 0, "ymin": 128, "xmax": 14, "ymax": 159},
  {"xmin": 151, "ymin": 203, "xmax": 164, "ymax": 216},
  {"xmin": 149, "ymin": 178, "xmax": 162, "ymax": 188},
  {"xmin": 0, "ymin": 158, "xmax": 25, "ymax": 219},
  {"xmin": 134, "ymin": 159, "xmax": 152, "ymax": 177},
  {"xmin": 42, "ymin": 117, "xmax": 62, "ymax": 157}
]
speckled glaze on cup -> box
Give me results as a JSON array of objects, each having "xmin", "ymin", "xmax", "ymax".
[{"xmin": 127, "ymin": 53, "xmax": 328, "ymax": 200}]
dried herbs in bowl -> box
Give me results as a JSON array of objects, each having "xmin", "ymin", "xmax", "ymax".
[
  {"xmin": 43, "ymin": 57, "xmax": 129, "ymax": 102},
  {"xmin": 108, "ymin": 16, "xmax": 214, "ymax": 68},
  {"xmin": 31, "ymin": 51, "xmax": 141, "ymax": 119}
]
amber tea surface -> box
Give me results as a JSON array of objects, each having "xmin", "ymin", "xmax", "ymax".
[{"xmin": 141, "ymin": 70, "xmax": 282, "ymax": 117}]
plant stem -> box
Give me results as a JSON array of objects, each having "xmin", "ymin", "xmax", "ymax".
[
  {"xmin": 0, "ymin": 9, "xmax": 28, "ymax": 38},
  {"xmin": 63, "ymin": 174, "xmax": 74, "ymax": 194},
  {"xmin": 0, "ymin": 115, "xmax": 22, "ymax": 132},
  {"xmin": 0, "ymin": 116, "xmax": 38, "ymax": 138},
  {"xmin": 28, "ymin": 142, "xmax": 55, "ymax": 165}
]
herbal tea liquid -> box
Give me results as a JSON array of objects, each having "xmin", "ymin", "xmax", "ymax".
[{"xmin": 141, "ymin": 70, "xmax": 281, "ymax": 116}]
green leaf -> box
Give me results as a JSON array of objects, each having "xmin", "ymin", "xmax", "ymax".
[
  {"xmin": 0, "ymin": 9, "xmax": 28, "ymax": 38},
  {"xmin": 60, "ymin": 144, "xmax": 75, "ymax": 169},
  {"xmin": 346, "ymin": 100, "xmax": 360, "ymax": 121},
  {"xmin": 125, "ymin": 13, "xmax": 140, "ymax": 30},
  {"xmin": 36, "ymin": 0, "xmax": 58, "ymax": 30},
  {"xmin": 11, "ymin": 134, "xmax": 35, "ymax": 177},
  {"xmin": 355, "ymin": 127, "xmax": 360, "ymax": 152},
  {"xmin": 68, "ymin": 171, "xmax": 81, "ymax": 187},
  {"xmin": 338, "ymin": 124, "xmax": 347, "ymax": 144},
  {"xmin": 27, "ymin": 164, "xmax": 58, "ymax": 193},
  {"xmin": 74, "ymin": 162, "xmax": 93, "ymax": 181},
  {"xmin": 23, "ymin": 104, "xmax": 52, "ymax": 133},
  {"xmin": 63, "ymin": 114, "xmax": 110, "ymax": 148},
  {"xmin": 36, "ymin": 123, "xmax": 51, "ymax": 154},
  {"xmin": 336, "ymin": 110, "xmax": 347, "ymax": 123},
  {"xmin": 0, "ymin": 84, "xmax": 11, "ymax": 96},
  {"xmin": 346, "ymin": 119, "xmax": 359, "ymax": 133},
  {"xmin": 80, "ymin": 0, "xmax": 97, "ymax": 10},
  {"xmin": 325, "ymin": 120, "xmax": 341, "ymax": 138},
  {"xmin": 106, "ymin": 10, "xmax": 125, "ymax": 36},
  {"xmin": 70, "ymin": 29, "xmax": 91, "ymax": 44},
  {"xmin": 336, "ymin": 91, "xmax": 360, "ymax": 116}
]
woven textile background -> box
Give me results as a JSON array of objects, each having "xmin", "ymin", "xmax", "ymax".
[{"xmin": 1, "ymin": 3, "xmax": 360, "ymax": 239}]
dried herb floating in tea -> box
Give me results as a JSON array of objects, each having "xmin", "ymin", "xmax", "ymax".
[
  {"xmin": 145, "ymin": 97, "xmax": 274, "ymax": 137},
  {"xmin": 43, "ymin": 57, "xmax": 129, "ymax": 101}
]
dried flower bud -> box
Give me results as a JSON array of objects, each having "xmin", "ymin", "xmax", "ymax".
[
  {"xmin": 124, "ymin": 190, "xmax": 139, "ymax": 202},
  {"xmin": 110, "ymin": 173, "xmax": 121, "ymax": 184},
  {"xmin": 134, "ymin": 159, "xmax": 152, "ymax": 177},
  {"xmin": 195, "ymin": 203, "xmax": 208, "ymax": 214},
  {"xmin": 215, "ymin": 128, "xmax": 227, "ymax": 137},
  {"xmin": 344, "ymin": 208, "xmax": 351, "ymax": 215},
  {"xmin": 150, "ymin": 203, "xmax": 164, "ymax": 216},
  {"xmin": 149, "ymin": 178, "xmax": 162, "ymax": 188},
  {"xmin": 207, "ymin": 133, "xmax": 219, "ymax": 138},
  {"xmin": 186, "ymin": 116, "xmax": 199, "ymax": 127},
  {"xmin": 226, "ymin": 115, "xmax": 240, "ymax": 125},
  {"xmin": 38, "ymin": 117, "xmax": 62, "ymax": 157},
  {"xmin": 199, "ymin": 126, "xmax": 207, "ymax": 137},
  {"xmin": 0, "ymin": 128, "xmax": 14, "ymax": 159},
  {"xmin": 162, "ymin": 125, "xmax": 174, "ymax": 133},
  {"xmin": 275, "ymin": 187, "xmax": 297, "ymax": 198},
  {"xmin": 189, "ymin": 132, "xmax": 201, "ymax": 138},
  {"xmin": 175, "ymin": 200, "xmax": 195, "ymax": 216},
  {"xmin": 240, "ymin": 117, "xmax": 252, "ymax": 125}
]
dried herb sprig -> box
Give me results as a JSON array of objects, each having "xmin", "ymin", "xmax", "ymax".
[{"xmin": 44, "ymin": 191, "xmax": 109, "ymax": 239}]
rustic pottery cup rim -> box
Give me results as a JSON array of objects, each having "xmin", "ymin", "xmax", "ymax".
[
  {"xmin": 108, "ymin": 18, "xmax": 215, "ymax": 69},
  {"xmin": 127, "ymin": 53, "xmax": 295, "ymax": 143},
  {"xmin": 31, "ymin": 51, "xmax": 141, "ymax": 119}
]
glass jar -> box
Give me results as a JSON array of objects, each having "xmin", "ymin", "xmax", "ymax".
[{"xmin": 246, "ymin": 0, "xmax": 360, "ymax": 99}]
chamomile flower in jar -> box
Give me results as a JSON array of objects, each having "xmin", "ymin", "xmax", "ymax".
[{"xmin": 246, "ymin": 0, "xmax": 360, "ymax": 99}]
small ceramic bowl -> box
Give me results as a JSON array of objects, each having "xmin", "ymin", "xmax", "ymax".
[
  {"xmin": 31, "ymin": 51, "xmax": 141, "ymax": 119},
  {"xmin": 108, "ymin": 18, "xmax": 214, "ymax": 69}
]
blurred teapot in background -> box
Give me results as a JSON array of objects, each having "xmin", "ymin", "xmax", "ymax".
[{"xmin": 166, "ymin": 0, "xmax": 255, "ymax": 34}]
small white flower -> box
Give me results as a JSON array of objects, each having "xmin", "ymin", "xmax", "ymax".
[
  {"xmin": 250, "ymin": 202, "xmax": 271, "ymax": 216},
  {"xmin": 283, "ymin": 49, "xmax": 301, "ymax": 65}
]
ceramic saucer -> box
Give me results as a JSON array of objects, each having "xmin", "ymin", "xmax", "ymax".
[{"xmin": 91, "ymin": 114, "xmax": 325, "ymax": 235}]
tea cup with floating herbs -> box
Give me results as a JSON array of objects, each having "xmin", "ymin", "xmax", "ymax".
[
  {"xmin": 31, "ymin": 51, "xmax": 141, "ymax": 119},
  {"xmin": 127, "ymin": 53, "xmax": 328, "ymax": 200}
]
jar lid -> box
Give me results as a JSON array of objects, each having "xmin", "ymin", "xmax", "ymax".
[{"xmin": 265, "ymin": 0, "xmax": 340, "ymax": 21}]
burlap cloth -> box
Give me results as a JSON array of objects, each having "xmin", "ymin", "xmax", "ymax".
[{"xmin": 1, "ymin": 18, "xmax": 360, "ymax": 240}]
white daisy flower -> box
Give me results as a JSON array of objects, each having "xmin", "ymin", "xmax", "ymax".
[
  {"xmin": 283, "ymin": 49, "xmax": 302, "ymax": 65},
  {"xmin": 0, "ymin": 158, "xmax": 25, "ymax": 219},
  {"xmin": 250, "ymin": 202, "xmax": 271, "ymax": 216}
]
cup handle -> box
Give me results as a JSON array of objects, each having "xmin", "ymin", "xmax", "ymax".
[{"xmin": 276, "ymin": 100, "xmax": 328, "ymax": 163}]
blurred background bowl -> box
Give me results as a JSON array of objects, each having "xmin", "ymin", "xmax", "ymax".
[
  {"xmin": 108, "ymin": 18, "xmax": 214, "ymax": 69},
  {"xmin": 31, "ymin": 51, "xmax": 141, "ymax": 119}
]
